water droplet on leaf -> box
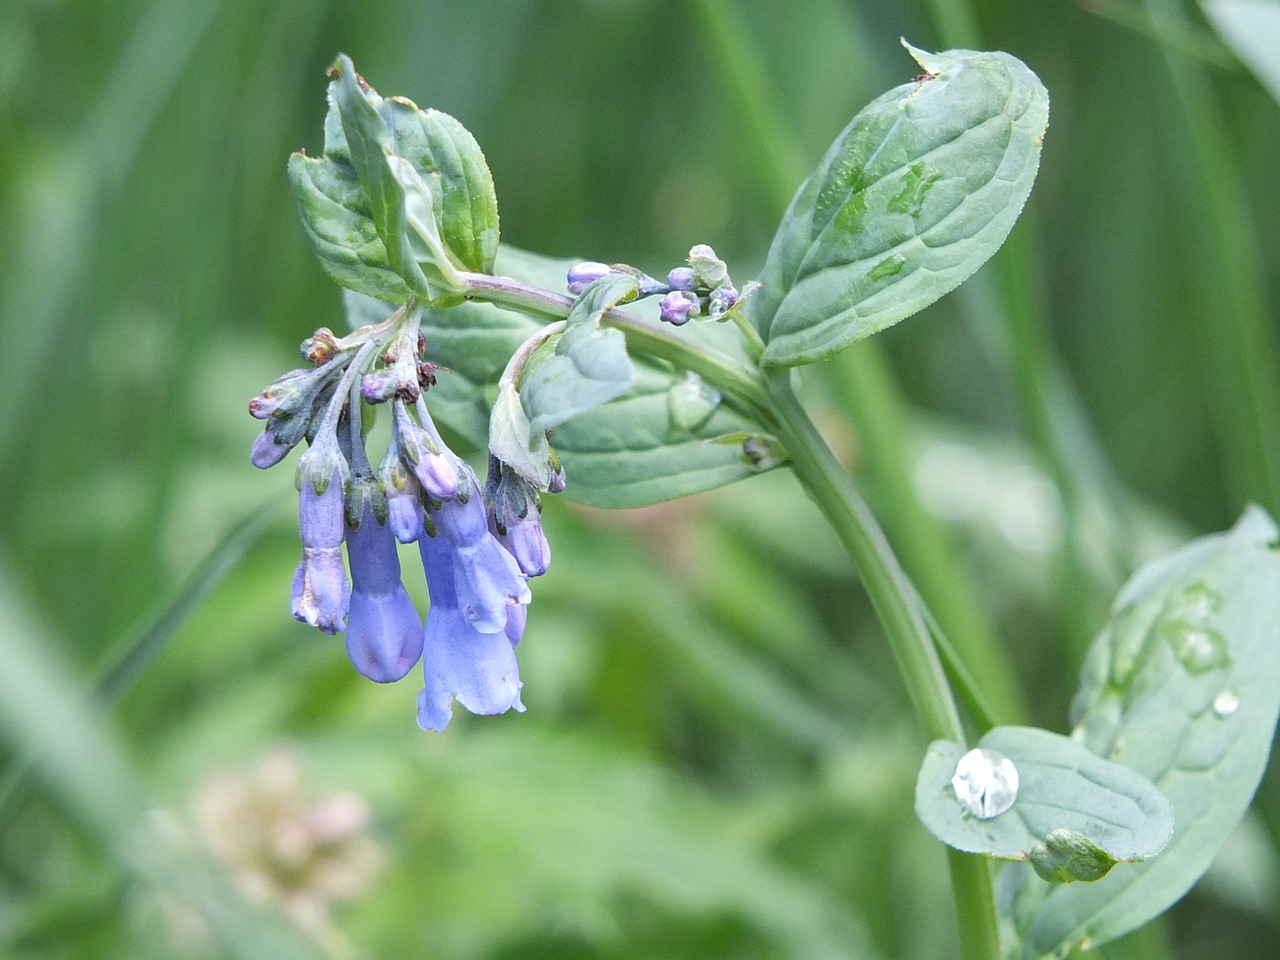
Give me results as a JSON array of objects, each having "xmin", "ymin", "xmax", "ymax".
[
  {"xmin": 1212, "ymin": 688, "xmax": 1240, "ymax": 717},
  {"xmin": 951, "ymin": 747, "xmax": 1019, "ymax": 819},
  {"xmin": 1159, "ymin": 618, "xmax": 1230, "ymax": 674}
]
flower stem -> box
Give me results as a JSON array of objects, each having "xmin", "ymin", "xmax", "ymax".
[
  {"xmin": 764, "ymin": 368, "xmax": 1001, "ymax": 960},
  {"xmin": 460, "ymin": 271, "xmax": 777, "ymax": 428}
]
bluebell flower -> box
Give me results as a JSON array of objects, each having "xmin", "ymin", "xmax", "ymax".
[
  {"xmin": 666, "ymin": 266, "xmax": 697, "ymax": 291},
  {"xmin": 291, "ymin": 449, "xmax": 351, "ymax": 634},
  {"xmin": 384, "ymin": 468, "xmax": 425, "ymax": 546},
  {"xmin": 344, "ymin": 499, "xmax": 424, "ymax": 682},
  {"xmin": 251, "ymin": 426, "xmax": 295, "ymax": 469},
  {"xmin": 416, "ymin": 514, "xmax": 527, "ymax": 732},
  {"xmin": 429, "ymin": 467, "xmax": 531, "ymax": 632},
  {"xmin": 392, "ymin": 399, "xmax": 459, "ymax": 501},
  {"xmin": 486, "ymin": 459, "xmax": 551, "ymax": 578}
]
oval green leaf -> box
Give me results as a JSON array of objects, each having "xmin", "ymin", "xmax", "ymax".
[
  {"xmin": 1005, "ymin": 507, "xmax": 1280, "ymax": 957},
  {"xmin": 751, "ymin": 44, "xmax": 1049, "ymax": 366},
  {"xmin": 915, "ymin": 726, "xmax": 1173, "ymax": 882}
]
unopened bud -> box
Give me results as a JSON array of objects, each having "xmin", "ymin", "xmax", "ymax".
[
  {"xmin": 249, "ymin": 368, "xmax": 314, "ymax": 420},
  {"xmin": 707, "ymin": 284, "xmax": 740, "ymax": 320},
  {"xmin": 251, "ymin": 427, "xmax": 293, "ymax": 469},
  {"xmin": 566, "ymin": 261, "xmax": 612, "ymax": 294},
  {"xmin": 301, "ymin": 328, "xmax": 341, "ymax": 364},
  {"xmin": 688, "ymin": 244, "xmax": 729, "ymax": 289},
  {"xmin": 360, "ymin": 369, "xmax": 398, "ymax": 404},
  {"xmin": 666, "ymin": 266, "xmax": 697, "ymax": 291},
  {"xmin": 659, "ymin": 290, "xmax": 699, "ymax": 326}
]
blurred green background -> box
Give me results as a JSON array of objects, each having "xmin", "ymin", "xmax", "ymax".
[{"xmin": 2, "ymin": 0, "xmax": 1279, "ymax": 957}]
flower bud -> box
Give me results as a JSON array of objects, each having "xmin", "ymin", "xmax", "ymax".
[
  {"xmin": 486, "ymin": 462, "xmax": 552, "ymax": 578},
  {"xmin": 707, "ymin": 284, "xmax": 740, "ymax": 320},
  {"xmin": 566, "ymin": 261, "xmax": 612, "ymax": 294},
  {"xmin": 249, "ymin": 368, "xmax": 315, "ymax": 420},
  {"xmin": 666, "ymin": 266, "xmax": 697, "ymax": 291},
  {"xmin": 392, "ymin": 401, "xmax": 460, "ymax": 502},
  {"xmin": 301, "ymin": 328, "xmax": 341, "ymax": 364},
  {"xmin": 251, "ymin": 426, "xmax": 294, "ymax": 469},
  {"xmin": 658, "ymin": 290, "xmax": 699, "ymax": 326},
  {"xmin": 380, "ymin": 449, "xmax": 424, "ymax": 543},
  {"xmin": 360, "ymin": 369, "xmax": 398, "ymax": 404},
  {"xmin": 688, "ymin": 244, "xmax": 729, "ymax": 289}
]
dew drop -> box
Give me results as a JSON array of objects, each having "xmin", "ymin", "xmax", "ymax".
[
  {"xmin": 1213, "ymin": 688, "xmax": 1240, "ymax": 718},
  {"xmin": 1178, "ymin": 582, "xmax": 1222, "ymax": 622},
  {"xmin": 1160, "ymin": 616, "xmax": 1230, "ymax": 674},
  {"xmin": 1171, "ymin": 624, "xmax": 1230, "ymax": 674},
  {"xmin": 951, "ymin": 747, "xmax": 1019, "ymax": 819}
]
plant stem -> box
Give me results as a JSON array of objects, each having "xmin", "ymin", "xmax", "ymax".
[
  {"xmin": 460, "ymin": 271, "xmax": 777, "ymax": 428},
  {"xmin": 765, "ymin": 370, "xmax": 960, "ymax": 741},
  {"xmin": 764, "ymin": 369, "xmax": 1001, "ymax": 960}
]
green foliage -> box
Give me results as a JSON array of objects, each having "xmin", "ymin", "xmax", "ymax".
[
  {"xmin": 750, "ymin": 44, "xmax": 1048, "ymax": 367},
  {"xmin": 5, "ymin": 1, "xmax": 1280, "ymax": 959},
  {"xmin": 1004, "ymin": 507, "xmax": 1280, "ymax": 957},
  {"xmin": 518, "ymin": 273, "xmax": 640, "ymax": 435},
  {"xmin": 1202, "ymin": 0, "xmax": 1280, "ymax": 103},
  {"xmin": 915, "ymin": 726, "xmax": 1173, "ymax": 880},
  {"xmin": 294, "ymin": 52, "xmax": 500, "ymax": 303}
]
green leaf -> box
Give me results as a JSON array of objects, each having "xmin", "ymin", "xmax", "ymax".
[
  {"xmin": 416, "ymin": 247, "xmax": 772, "ymax": 507},
  {"xmin": 1201, "ymin": 0, "xmax": 1280, "ymax": 104},
  {"xmin": 751, "ymin": 44, "xmax": 1049, "ymax": 366},
  {"xmin": 1004, "ymin": 507, "xmax": 1280, "ymax": 957},
  {"xmin": 548, "ymin": 362, "xmax": 774, "ymax": 508},
  {"xmin": 489, "ymin": 379, "xmax": 553, "ymax": 488},
  {"xmin": 325, "ymin": 54, "xmax": 473, "ymax": 301},
  {"xmin": 519, "ymin": 273, "xmax": 639, "ymax": 435},
  {"xmin": 287, "ymin": 152, "xmax": 414, "ymax": 303},
  {"xmin": 379, "ymin": 96, "xmax": 500, "ymax": 273},
  {"xmin": 915, "ymin": 726, "xmax": 1173, "ymax": 883}
]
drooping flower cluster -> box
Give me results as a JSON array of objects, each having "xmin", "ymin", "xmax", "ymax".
[{"xmin": 250, "ymin": 307, "xmax": 552, "ymax": 731}]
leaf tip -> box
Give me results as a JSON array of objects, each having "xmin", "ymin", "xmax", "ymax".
[{"xmin": 900, "ymin": 38, "xmax": 940, "ymax": 76}]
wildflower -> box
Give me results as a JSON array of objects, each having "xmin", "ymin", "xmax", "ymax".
[
  {"xmin": 392, "ymin": 399, "xmax": 459, "ymax": 501},
  {"xmin": 416, "ymin": 510, "xmax": 527, "ymax": 732},
  {"xmin": 291, "ymin": 446, "xmax": 351, "ymax": 634},
  {"xmin": 487, "ymin": 459, "xmax": 551, "ymax": 578},
  {"xmin": 666, "ymin": 266, "xmax": 697, "ymax": 291},
  {"xmin": 430, "ymin": 464, "xmax": 531, "ymax": 631},
  {"xmin": 344, "ymin": 497, "xmax": 424, "ymax": 683}
]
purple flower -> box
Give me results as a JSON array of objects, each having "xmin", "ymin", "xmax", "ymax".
[
  {"xmin": 666, "ymin": 266, "xmax": 697, "ymax": 291},
  {"xmin": 566, "ymin": 261, "xmax": 612, "ymax": 294},
  {"xmin": 393, "ymin": 400, "xmax": 459, "ymax": 501},
  {"xmin": 251, "ymin": 426, "xmax": 294, "ymax": 469},
  {"xmin": 416, "ymin": 523, "xmax": 526, "ymax": 732},
  {"xmin": 658, "ymin": 290, "xmax": 699, "ymax": 326},
  {"xmin": 291, "ymin": 458, "xmax": 351, "ymax": 634},
  {"xmin": 344, "ymin": 500, "xmax": 423, "ymax": 683},
  {"xmin": 429, "ymin": 478, "xmax": 531, "ymax": 633},
  {"xmin": 493, "ymin": 508, "xmax": 550, "ymax": 578},
  {"xmin": 486, "ymin": 463, "xmax": 552, "ymax": 578}
]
